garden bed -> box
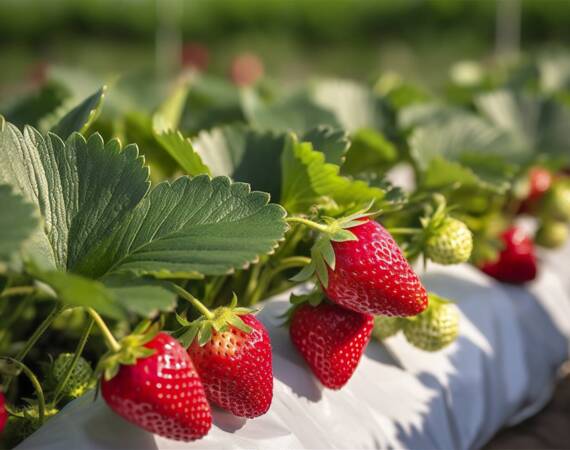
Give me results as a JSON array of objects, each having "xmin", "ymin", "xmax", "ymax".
[{"xmin": 17, "ymin": 245, "xmax": 570, "ymax": 450}]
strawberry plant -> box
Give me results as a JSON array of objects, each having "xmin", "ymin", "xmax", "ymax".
[{"xmin": 1, "ymin": 51, "xmax": 569, "ymax": 445}]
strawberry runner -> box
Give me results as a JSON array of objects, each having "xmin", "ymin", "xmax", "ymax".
[{"xmin": 15, "ymin": 251, "xmax": 570, "ymax": 450}]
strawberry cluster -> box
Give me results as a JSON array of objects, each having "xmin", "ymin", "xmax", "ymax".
[
  {"xmin": 285, "ymin": 214, "xmax": 457, "ymax": 389},
  {"xmin": 99, "ymin": 292, "xmax": 274, "ymax": 442}
]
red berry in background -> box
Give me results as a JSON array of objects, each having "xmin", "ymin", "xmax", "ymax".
[
  {"xmin": 27, "ymin": 60, "xmax": 49, "ymax": 87},
  {"xmin": 188, "ymin": 314, "xmax": 273, "ymax": 418},
  {"xmin": 518, "ymin": 167, "xmax": 552, "ymax": 214},
  {"xmin": 181, "ymin": 42, "xmax": 209, "ymax": 71},
  {"xmin": 229, "ymin": 53, "xmax": 264, "ymax": 87},
  {"xmin": 101, "ymin": 332, "xmax": 212, "ymax": 442},
  {"xmin": 480, "ymin": 226, "xmax": 537, "ymax": 284},
  {"xmin": 290, "ymin": 302, "xmax": 374, "ymax": 390},
  {"xmin": 323, "ymin": 219, "xmax": 428, "ymax": 317},
  {"xmin": 0, "ymin": 391, "xmax": 7, "ymax": 433}
]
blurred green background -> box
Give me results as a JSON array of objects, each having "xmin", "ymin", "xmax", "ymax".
[{"xmin": 0, "ymin": 0, "xmax": 569, "ymax": 101}]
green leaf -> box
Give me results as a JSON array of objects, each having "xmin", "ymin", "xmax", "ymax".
[
  {"xmin": 421, "ymin": 157, "xmax": 510, "ymax": 194},
  {"xmin": 280, "ymin": 135, "xmax": 386, "ymax": 214},
  {"xmin": 302, "ymin": 126, "xmax": 350, "ymax": 166},
  {"xmin": 192, "ymin": 125, "xmax": 285, "ymax": 199},
  {"xmin": 103, "ymin": 274, "xmax": 177, "ymax": 318},
  {"xmin": 153, "ymin": 118, "xmax": 211, "ymax": 176},
  {"xmin": 408, "ymin": 115, "xmax": 522, "ymax": 192},
  {"xmin": 77, "ymin": 175, "xmax": 288, "ymax": 278},
  {"xmin": 0, "ymin": 121, "xmax": 150, "ymax": 272},
  {"xmin": 50, "ymin": 86, "xmax": 106, "ymax": 139},
  {"xmin": 155, "ymin": 77, "xmax": 191, "ymax": 131},
  {"xmin": 32, "ymin": 269, "xmax": 125, "ymax": 320},
  {"xmin": 476, "ymin": 89, "xmax": 570, "ymax": 162},
  {"xmin": 0, "ymin": 184, "xmax": 38, "ymax": 265},
  {"xmin": 342, "ymin": 128, "xmax": 398, "ymax": 175},
  {"xmin": 241, "ymin": 88, "xmax": 339, "ymax": 134},
  {"xmin": 398, "ymin": 102, "xmax": 470, "ymax": 130},
  {"xmin": 0, "ymin": 81, "xmax": 70, "ymax": 129},
  {"xmin": 312, "ymin": 79, "xmax": 383, "ymax": 133}
]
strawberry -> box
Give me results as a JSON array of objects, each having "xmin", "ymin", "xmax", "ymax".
[
  {"xmin": 425, "ymin": 216, "xmax": 473, "ymax": 265},
  {"xmin": 52, "ymin": 353, "xmax": 93, "ymax": 398},
  {"xmin": 101, "ymin": 332, "xmax": 212, "ymax": 442},
  {"xmin": 7, "ymin": 405, "xmax": 58, "ymax": 444},
  {"xmin": 480, "ymin": 226, "xmax": 537, "ymax": 284},
  {"xmin": 536, "ymin": 220, "xmax": 568, "ymax": 249},
  {"xmin": 322, "ymin": 219, "xmax": 428, "ymax": 316},
  {"xmin": 289, "ymin": 302, "xmax": 373, "ymax": 390},
  {"xmin": 0, "ymin": 391, "xmax": 7, "ymax": 433},
  {"xmin": 230, "ymin": 53, "xmax": 264, "ymax": 87},
  {"xmin": 188, "ymin": 314, "xmax": 273, "ymax": 418},
  {"xmin": 402, "ymin": 294, "xmax": 459, "ymax": 352},
  {"xmin": 372, "ymin": 315, "xmax": 402, "ymax": 341},
  {"xmin": 544, "ymin": 180, "xmax": 570, "ymax": 221},
  {"xmin": 519, "ymin": 167, "xmax": 552, "ymax": 214}
]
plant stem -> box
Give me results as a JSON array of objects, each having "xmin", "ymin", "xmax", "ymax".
[
  {"xmin": 386, "ymin": 227, "xmax": 421, "ymax": 235},
  {"xmin": 171, "ymin": 284, "xmax": 214, "ymax": 319},
  {"xmin": 203, "ymin": 276, "xmax": 225, "ymax": 307},
  {"xmin": 2, "ymin": 358, "xmax": 46, "ymax": 424},
  {"xmin": 244, "ymin": 263, "xmax": 262, "ymax": 303},
  {"xmin": 4, "ymin": 303, "xmax": 65, "ymax": 390},
  {"xmin": 248, "ymin": 256, "xmax": 312, "ymax": 305},
  {"xmin": 285, "ymin": 216, "xmax": 330, "ymax": 233},
  {"xmin": 52, "ymin": 317, "xmax": 94, "ymax": 405},
  {"xmin": 86, "ymin": 308, "xmax": 121, "ymax": 353},
  {"xmin": 0, "ymin": 286, "xmax": 37, "ymax": 298}
]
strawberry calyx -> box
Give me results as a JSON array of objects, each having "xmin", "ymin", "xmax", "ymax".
[
  {"xmin": 280, "ymin": 289, "xmax": 325, "ymax": 325},
  {"xmin": 287, "ymin": 206, "xmax": 378, "ymax": 288},
  {"xmin": 172, "ymin": 293, "xmax": 255, "ymax": 348},
  {"xmin": 97, "ymin": 321, "xmax": 159, "ymax": 381}
]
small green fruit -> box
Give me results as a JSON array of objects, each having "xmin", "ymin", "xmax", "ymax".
[
  {"xmin": 425, "ymin": 217, "xmax": 473, "ymax": 265},
  {"xmin": 4, "ymin": 406, "xmax": 58, "ymax": 446},
  {"xmin": 545, "ymin": 181, "xmax": 570, "ymax": 221},
  {"xmin": 53, "ymin": 353, "xmax": 93, "ymax": 398},
  {"xmin": 403, "ymin": 296, "xmax": 459, "ymax": 352},
  {"xmin": 536, "ymin": 220, "xmax": 569, "ymax": 249},
  {"xmin": 372, "ymin": 315, "xmax": 402, "ymax": 341}
]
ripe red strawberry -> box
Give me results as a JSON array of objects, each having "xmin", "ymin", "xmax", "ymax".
[
  {"xmin": 289, "ymin": 302, "xmax": 374, "ymax": 390},
  {"xmin": 480, "ymin": 226, "xmax": 537, "ymax": 284},
  {"xmin": 188, "ymin": 314, "xmax": 273, "ymax": 418},
  {"xmin": 518, "ymin": 167, "xmax": 552, "ymax": 214},
  {"xmin": 0, "ymin": 391, "xmax": 7, "ymax": 433},
  {"xmin": 101, "ymin": 332, "xmax": 212, "ymax": 442},
  {"xmin": 324, "ymin": 219, "xmax": 428, "ymax": 316}
]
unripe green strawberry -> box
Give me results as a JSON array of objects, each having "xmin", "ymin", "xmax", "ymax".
[
  {"xmin": 53, "ymin": 353, "xmax": 93, "ymax": 398},
  {"xmin": 403, "ymin": 296, "xmax": 459, "ymax": 352},
  {"xmin": 545, "ymin": 181, "xmax": 570, "ymax": 221},
  {"xmin": 4, "ymin": 406, "xmax": 58, "ymax": 446},
  {"xmin": 372, "ymin": 315, "xmax": 402, "ymax": 341},
  {"xmin": 425, "ymin": 217, "xmax": 473, "ymax": 265},
  {"xmin": 536, "ymin": 220, "xmax": 569, "ymax": 249}
]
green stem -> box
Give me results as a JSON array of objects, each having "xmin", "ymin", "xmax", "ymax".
[
  {"xmin": 2, "ymin": 358, "xmax": 46, "ymax": 424},
  {"xmin": 171, "ymin": 284, "xmax": 214, "ymax": 320},
  {"xmin": 4, "ymin": 303, "xmax": 64, "ymax": 390},
  {"xmin": 244, "ymin": 263, "xmax": 262, "ymax": 303},
  {"xmin": 86, "ymin": 308, "xmax": 121, "ymax": 353},
  {"xmin": 203, "ymin": 277, "xmax": 225, "ymax": 308},
  {"xmin": 0, "ymin": 286, "xmax": 37, "ymax": 298},
  {"xmin": 0, "ymin": 296, "xmax": 32, "ymax": 334},
  {"xmin": 248, "ymin": 256, "xmax": 312, "ymax": 305},
  {"xmin": 52, "ymin": 317, "xmax": 94, "ymax": 405},
  {"xmin": 286, "ymin": 216, "xmax": 330, "ymax": 233},
  {"xmin": 387, "ymin": 227, "xmax": 422, "ymax": 235}
]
